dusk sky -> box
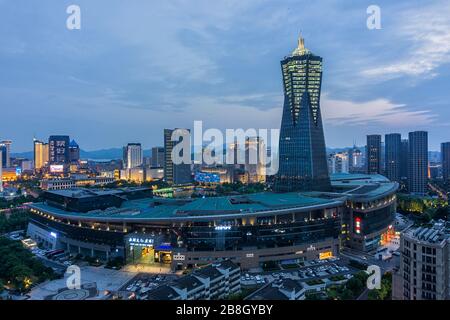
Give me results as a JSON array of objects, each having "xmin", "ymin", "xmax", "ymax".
[{"xmin": 1, "ymin": 0, "xmax": 450, "ymax": 152}]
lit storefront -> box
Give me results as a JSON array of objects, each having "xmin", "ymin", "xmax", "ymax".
[{"xmin": 125, "ymin": 234, "xmax": 173, "ymax": 265}]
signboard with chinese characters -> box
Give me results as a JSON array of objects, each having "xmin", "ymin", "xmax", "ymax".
[{"xmin": 126, "ymin": 236, "xmax": 154, "ymax": 247}]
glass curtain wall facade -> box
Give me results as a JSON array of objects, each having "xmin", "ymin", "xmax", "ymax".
[{"xmin": 275, "ymin": 36, "xmax": 330, "ymax": 192}]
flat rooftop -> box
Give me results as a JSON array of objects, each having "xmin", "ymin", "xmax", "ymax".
[
  {"xmin": 330, "ymin": 173, "xmax": 398, "ymax": 200},
  {"xmin": 29, "ymin": 174, "xmax": 397, "ymax": 222},
  {"xmin": 404, "ymin": 221, "xmax": 450, "ymax": 245},
  {"xmin": 30, "ymin": 191, "xmax": 340, "ymax": 222}
]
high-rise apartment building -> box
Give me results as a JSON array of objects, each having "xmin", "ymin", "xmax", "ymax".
[
  {"xmin": 385, "ymin": 133, "xmax": 402, "ymax": 182},
  {"xmin": 441, "ymin": 142, "xmax": 450, "ymax": 181},
  {"xmin": 366, "ymin": 135, "xmax": 382, "ymax": 174},
  {"xmin": 123, "ymin": 143, "xmax": 143, "ymax": 169},
  {"xmin": 34, "ymin": 139, "xmax": 49, "ymax": 171},
  {"xmin": 408, "ymin": 131, "xmax": 428, "ymax": 195},
  {"xmin": 274, "ymin": 35, "xmax": 330, "ymax": 192},
  {"xmin": 393, "ymin": 221, "xmax": 450, "ymax": 300},
  {"xmin": 164, "ymin": 129, "xmax": 192, "ymax": 185}
]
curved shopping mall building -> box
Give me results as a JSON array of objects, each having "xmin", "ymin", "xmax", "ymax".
[{"xmin": 27, "ymin": 173, "xmax": 398, "ymax": 270}]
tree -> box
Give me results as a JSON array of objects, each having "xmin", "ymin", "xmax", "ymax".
[{"xmin": 368, "ymin": 272, "xmax": 392, "ymax": 300}]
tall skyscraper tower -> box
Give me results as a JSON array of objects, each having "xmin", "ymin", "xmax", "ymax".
[
  {"xmin": 274, "ymin": 35, "xmax": 330, "ymax": 192},
  {"xmin": 0, "ymin": 140, "xmax": 12, "ymax": 168},
  {"xmin": 366, "ymin": 135, "xmax": 382, "ymax": 174},
  {"xmin": 48, "ymin": 135, "xmax": 70, "ymax": 165},
  {"xmin": 408, "ymin": 131, "xmax": 428, "ymax": 195},
  {"xmin": 123, "ymin": 143, "xmax": 143, "ymax": 169},
  {"xmin": 385, "ymin": 133, "xmax": 401, "ymax": 182},
  {"xmin": 164, "ymin": 129, "xmax": 192, "ymax": 185},
  {"xmin": 34, "ymin": 139, "xmax": 49, "ymax": 171},
  {"xmin": 69, "ymin": 140, "xmax": 80, "ymax": 163},
  {"xmin": 441, "ymin": 142, "xmax": 450, "ymax": 181}
]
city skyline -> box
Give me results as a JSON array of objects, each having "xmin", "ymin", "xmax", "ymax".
[{"xmin": 2, "ymin": 1, "xmax": 450, "ymax": 152}]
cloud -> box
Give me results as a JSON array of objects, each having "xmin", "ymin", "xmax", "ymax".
[
  {"xmin": 362, "ymin": 2, "xmax": 450, "ymax": 79},
  {"xmin": 321, "ymin": 95, "xmax": 436, "ymax": 127}
]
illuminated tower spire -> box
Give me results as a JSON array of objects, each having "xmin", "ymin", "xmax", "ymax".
[{"xmin": 292, "ymin": 33, "xmax": 310, "ymax": 56}]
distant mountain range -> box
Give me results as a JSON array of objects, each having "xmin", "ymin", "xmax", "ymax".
[
  {"xmin": 12, "ymin": 148, "xmax": 152, "ymax": 161},
  {"xmin": 11, "ymin": 147, "xmax": 441, "ymax": 162}
]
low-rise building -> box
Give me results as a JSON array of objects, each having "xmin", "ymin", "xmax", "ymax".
[
  {"xmin": 147, "ymin": 260, "xmax": 241, "ymax": 300},
  {"xmin": 40, "ymin": 176, "xmax": 115, "ymax": 190},
  {"xmin": 247, "ymin": 278, "xmax": 306, "ymax": 300}
]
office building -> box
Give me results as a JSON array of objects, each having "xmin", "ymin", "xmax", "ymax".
[
  {"xmin": 34, "ymin": 139, "xmax": 49, "ymax": 171},
  {"xmin": 48, "ymin": 135, "xmax": 70, "ymax": 165},
  {"xmin": 151, "ymin": 147, "xmax": 165, "ymax": 168},
  {"xmin": 385, "ymin": 133, "xmax": 402, "ymax": 182},
  {"xmin": 393, "ymin": 221, "xmax": 450, "ymax": 300},
  {"xmin": 441, "ymin": 142, "xmax": 450, "ymax": 181},
  {"xmin": 0, "ymin": 140, "xmax": 11, "ymax": 168},
  {"xmin": 408, "ymin": 131, "xmax": 428, "ymax": 195},
  {"xmin": 164, "ymin": 129, "xmax": 192, "ymax": 185},
  {"xmin": 366, "ymin": 135, "xmax": 382, "ymax": 174},
  {"xmin": 123, "ymin": 143, "xmax": 143, "ymax": 169},
  {"xmin": 274, "ymin": 35, "xmax": 330, "ymax": 192},
  {"xmin": 69, "ymin": 139, "xmax": 80, "ymax": 162}
]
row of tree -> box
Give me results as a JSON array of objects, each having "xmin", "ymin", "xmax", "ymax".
[
  {"xmin": 0, "ymin": 211, "xmax": 30, "ymax": 234},
  {"xmin": 0, "ymin": 237, "xmax": 57, "ymax": 293},
  {"xmin": 397, "ymin": 194, "xmax": 448, "ymax": 223}
]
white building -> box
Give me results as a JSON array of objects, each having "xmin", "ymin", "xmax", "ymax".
[
  {"xmin": 124, "ymin": 143, "xmax": 143, "ymax": 169},
  {"xmin": 328, "ymin": 152, "xmax": 349, "ymax": 174}
]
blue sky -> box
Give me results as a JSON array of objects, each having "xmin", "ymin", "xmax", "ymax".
[{"xmin": 1, "ymin": 0, "xmax": 450, "ymax": 152}]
